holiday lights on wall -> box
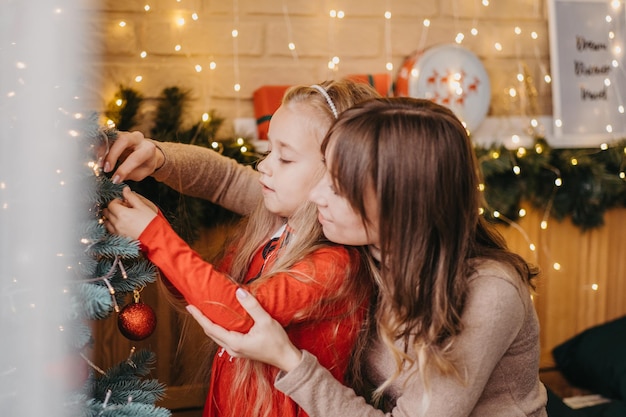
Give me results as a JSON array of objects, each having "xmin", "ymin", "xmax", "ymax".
[
  {"xmin": 105, "ymin": 1, "xmax": 626, "ymax": 280},
  {"xmin": 327, "ymin": 8, "xmax": 344, "ymax": 72},
  {"xmin": 282, "ymin": 0, "xmax": 299, "ymax": 61},
  {"xmin": 112, "ymin": 1, "xmax": 559, "ymax": 127}
]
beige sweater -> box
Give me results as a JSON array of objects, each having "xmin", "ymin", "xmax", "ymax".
[
  {"xmin": 154, "ymin": 141, "xmax": 548, "ymax": 416},
  {"xmin": 275, "ymin": 260, "xmax": 548, "ymax": 417},
  {"xmin": 151, "ymin": 140, "xmax": 261, "ymax": 215}
]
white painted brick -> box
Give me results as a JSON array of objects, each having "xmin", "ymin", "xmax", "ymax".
[
  {"xmin": 267, "ymin": 18, "xmax": 382, "ymax": 58},
  {"xmin": 440, "ymin": 0, "xmax": 545, "ymax": 19},
  {"xmin": 241, "ymin": 0, "xmax": 321, "ymax": 15},
  {"xmin": 147, "ymin": 0, "xmax": 205, "ymax": 13},
  {"xmin": 101, "ymin": 16, "xmax": 140, "ymax": 56},
  {"xmin": 102, "ymin": 0, "xmax": 147, "ymax": 13},
  {"xmin": 93, "ymin": 0, "xmax": 555, "ymax": 125},
  {"xmin": 337, "ymin": 0, "xmax": 439, "ymax": 17}
]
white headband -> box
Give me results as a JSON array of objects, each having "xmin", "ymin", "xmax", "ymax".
[{"xmin": 310, "ymin": 84, "xmax": 338, "ymax": 119}]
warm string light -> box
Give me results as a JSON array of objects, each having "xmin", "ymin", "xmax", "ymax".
[
  {"xmin": 232, "ymin": 0, "xmax": 241, "ymax": 116},
  {"xmin": 477, "ymin": 144, "xmax": 584, "ymax": 273},
  {"xmin": 78, "ymin": 254, "xmax": 129, "ymax": 312},
  {"xmin": 384, "ymin": 6, "xmax": 393, "ymax": 77},
  {"xmin": 450, "ymin": 0, "xmax": 461, "ymax": 43},
  {"xmin": 1, "ymin": 180, "xmax": 7, "ymax": 211},
  {"xmin": 488, "ymin": 137, "xmax": 626, "ymax": 280},
  {"xmin": 426, "ymin": 0, "xmax": 547, "ymax": 126},
  {"xmin": 327, "ymin": 9, "xmax": 344, "ymax": 72},
  {"xmin": 282, "ymin": 0, "xmax": 298, "ymax": 60},
  {"xmin": 116, "ymin": 15, "xmax": 145, "ymax": 85},
  {"xmin": 513, "ymin": 26, "xmax": 528, "ymax": 117},
  {"xmin": 607, "ymin": 0, "xmax": 625, "ymax": 128},
  {"xmin": 470, "ymin": 0, "xmax": 480, "ymax": 38},
  {"xmin": 119, "ymin": 0, "xmax": 553, "ymax": 138},
  {"xmin": 417, "ymin": 19, "xmax": 430, "ymax": 52}
]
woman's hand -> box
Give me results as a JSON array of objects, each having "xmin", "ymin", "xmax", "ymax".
[
  {"xmin": 102, "ymin": 186, "xmax": 158, "ymax": 240},
  {"xmin": 99, "ymin": 131, "xmax": 165, "ymax": 184},
  {"xmin": 186, "ymin": 288, "xmax": 303, "ymax": 372}
]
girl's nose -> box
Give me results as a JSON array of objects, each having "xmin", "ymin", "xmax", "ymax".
[{"xmin": 257, "ymin": 156, "xmax": 270, "ymax": 176}]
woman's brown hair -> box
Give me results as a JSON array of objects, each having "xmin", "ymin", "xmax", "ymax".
[{"xmin": 322, "ymin": 97, "xmax": 539, "ymax": 404}]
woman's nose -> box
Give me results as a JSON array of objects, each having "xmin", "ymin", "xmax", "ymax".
[{"xmin": 309, "ymin": 176, "xmax": 327, "ymax": 206}]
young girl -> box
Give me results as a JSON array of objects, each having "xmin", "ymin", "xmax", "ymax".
[
  {"xmin": 102, "ymin": 80, "xmax": 380, "ymax": 417},
  {"xmin": 187, "ymin": 97, "xmax": 549, "ymax": 417}
]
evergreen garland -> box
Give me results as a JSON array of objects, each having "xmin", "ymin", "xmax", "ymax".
[
  {"xmin": 106, "ymin": 85, "xmax": 626, "ymax": 232},
  {"xmin": 105, "ymin": 86, "xmax": 261, "ymax": 243},
  {"xmin": 478, "ymin": 137, "xmax": 626, "ymax": 230}
]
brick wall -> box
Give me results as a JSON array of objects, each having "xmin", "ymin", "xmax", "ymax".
[{"xmin": 87, "ymin": 0, "xmax": 551, "ymax": 136}]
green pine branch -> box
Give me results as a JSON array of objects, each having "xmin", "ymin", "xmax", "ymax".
[
  {"xmin": 105, "ymin": 85, "xmax": 255, "ymax": 243},
  {"xmin": 478, "ymin": 137, "xmax": 626, "ymax": 230},
  {"xmin": 64, "ymin": 113, "xmax": 170, "ymax": 416}
]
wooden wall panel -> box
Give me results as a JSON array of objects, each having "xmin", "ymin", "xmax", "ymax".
[{"xmin": 495, "ymin": 206, "xmax": 626, "ymax": 367}]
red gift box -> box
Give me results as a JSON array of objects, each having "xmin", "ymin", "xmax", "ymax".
[
  {"xmin": 346, "ymin": 73, "xmax": 393, "ymax": 97},
  {"xmin": 253, "ymin": 85, "xmax": 290, "ymax": 140},
  {"xmin": 252, "ymin": 75, "xmax": 392, "ymax": 140}
]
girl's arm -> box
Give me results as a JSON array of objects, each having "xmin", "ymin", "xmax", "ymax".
[
  {"xmin": 104, "ymin": 187, "xmax": 352, "ymax": 331},
  {"xmin": 139, "ymin": 207, "xmax": 355, "ymax": 332}
]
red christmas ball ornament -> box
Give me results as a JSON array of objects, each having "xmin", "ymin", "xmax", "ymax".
[{"xmin": 118, "ymin": 290, "xmax": 157, "ymax": 341}]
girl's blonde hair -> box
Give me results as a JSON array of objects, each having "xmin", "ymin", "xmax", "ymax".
[{"xmin": 193, "ymin": 79, "xmax": 379, "ymax": 417}]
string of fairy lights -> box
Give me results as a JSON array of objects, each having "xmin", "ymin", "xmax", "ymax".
[{"xmin": 101, "ymin": 0, "xmax": 626, "ymax": 286}]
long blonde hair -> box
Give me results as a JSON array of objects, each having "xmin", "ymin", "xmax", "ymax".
[
  {"xmin": 209, "ymin": 79, "xmax": 379, "ymax": 417},
  {"xmin": 322, "ymin": 97, "xmax": 539, "ymax": 409}
]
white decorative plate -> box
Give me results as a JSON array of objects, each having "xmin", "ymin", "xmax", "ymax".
[{"xmin": 396, "ymin": 44, "xmax": 491, "ymax": 133}]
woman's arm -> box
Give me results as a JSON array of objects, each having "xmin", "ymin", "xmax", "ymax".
[
  {"xmin": 186, "ymin": 291, "xmax": 303, "ymax": 372},
  {"xmin": 102, "ymin": 131, "xmax": 262, "ymax": 216},
  {"xmin": 187, "ymin": 274, "xmax": 537, "ymax": 417},
  {"xmin": 150, "ymin": 140, "xmax": 262, "ymax": 216},
  {"xmin": 186, "ymin": 287, "xmax": 387, "ymax": 417}
]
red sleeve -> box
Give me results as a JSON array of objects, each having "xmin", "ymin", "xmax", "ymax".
[{"xmin": 139, "ymin": 214, "xmax": 353, "ymax": 333}]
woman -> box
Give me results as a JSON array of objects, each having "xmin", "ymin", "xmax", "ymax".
[{"xmin": 187, "ymin": 97, "xmax": 548, "ymax": 417}]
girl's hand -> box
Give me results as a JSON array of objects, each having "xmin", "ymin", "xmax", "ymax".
[
  {"xmin": 186, "ymin": 288, "xmax": 303, "ymax": 372},
  {"xmin": 102, "ymin": 186, "xmax": 158, "ymax": 240},
  {"xmin": 99, "ymin": 131, "xmax": 165, "ymax": 184}
]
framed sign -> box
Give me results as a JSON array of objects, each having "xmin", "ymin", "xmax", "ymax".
[{"xmin": 548, "ymin": 0, "xmax": 626, "ymax": 147}]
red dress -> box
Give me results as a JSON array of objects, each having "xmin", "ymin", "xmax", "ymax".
[{"xmin": 139, "ymin": 213, "xmax": 367, "ymax": 417}]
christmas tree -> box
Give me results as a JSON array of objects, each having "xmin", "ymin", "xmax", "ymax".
[
  {"xmin": 0, "ymin": 1, "xmax": 169, "ymax": 415},
  {"xmin": 64, "ymin": 115, "xmax": 170, "ymax": 417}
]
